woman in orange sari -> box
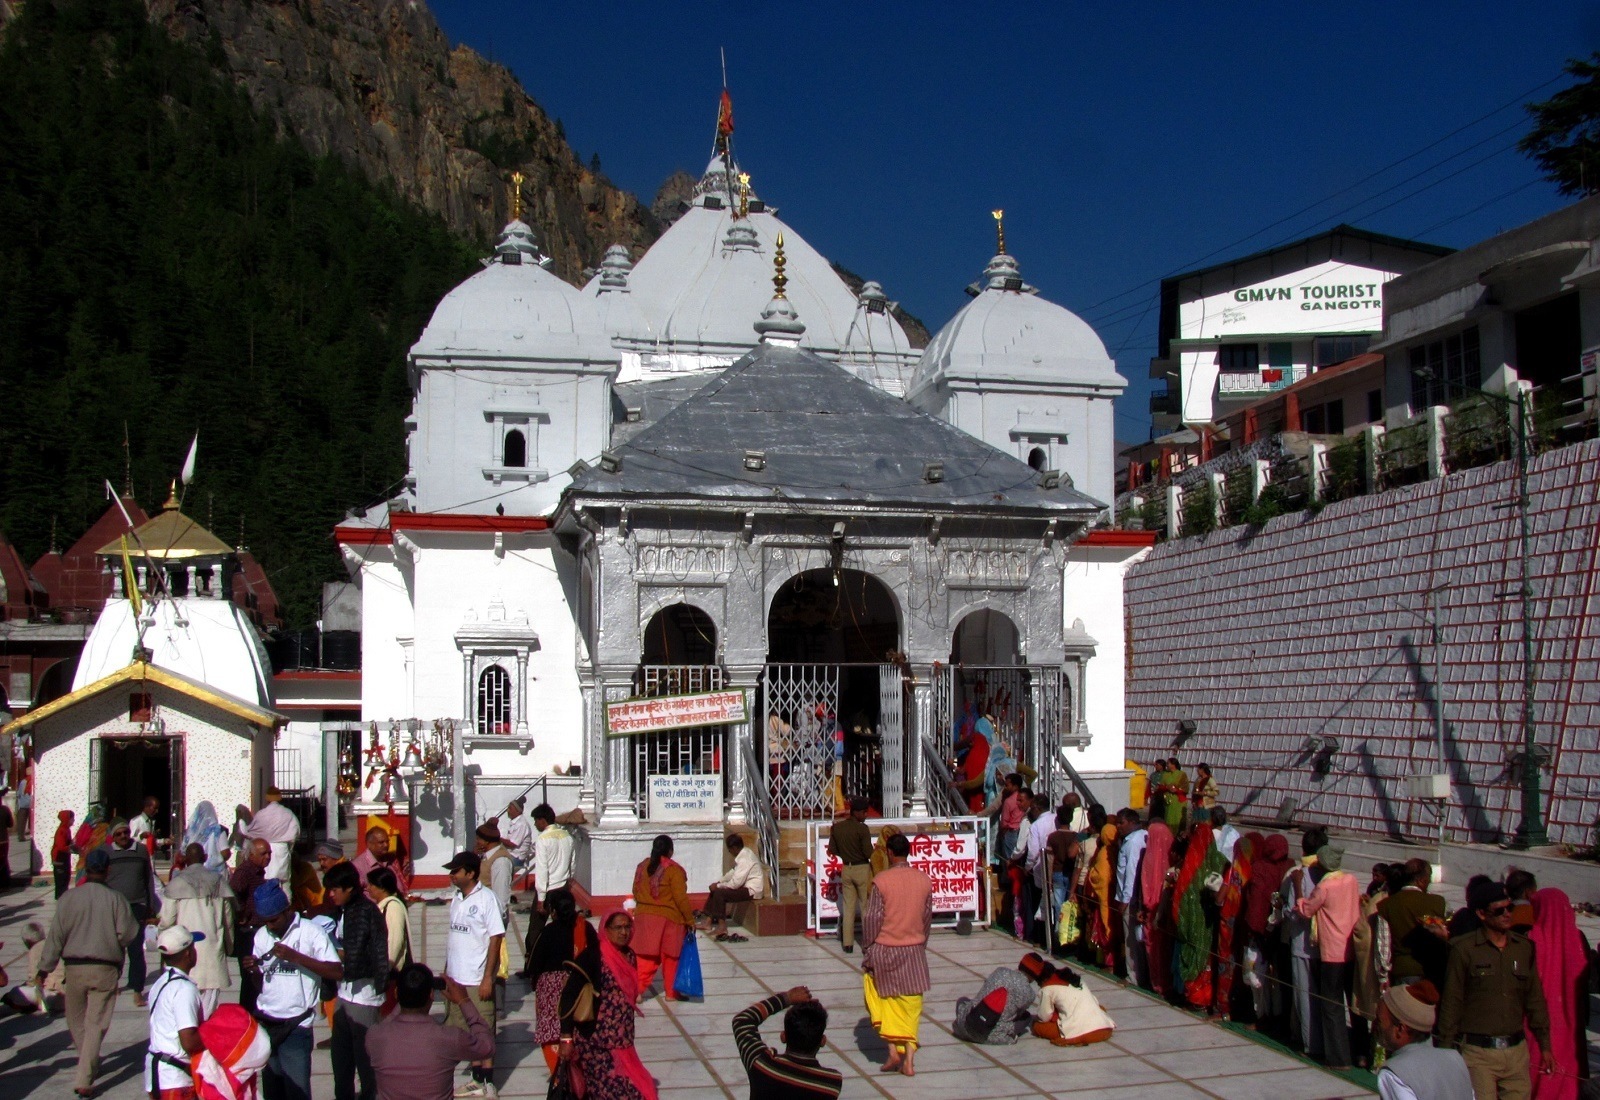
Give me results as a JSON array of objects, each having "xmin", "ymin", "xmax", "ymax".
[
  {"xmin": 630, "ymin": 835, "xmax": 695, "ymax": 1001},
  {"xmin": 1084, "ymin": 823, "xmax": 1118, "ymax": 966}
]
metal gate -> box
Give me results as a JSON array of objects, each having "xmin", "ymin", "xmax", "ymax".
[
  {"xmin": 761, "ymin": 664, "xmax": 839, "ymax": 819},
  {"xmin": 878, "ymin": 665, "xmax": 905, "ymax": 816},
  {"xmin": 931, "ymin": 665, "xmax": 1063, "ymax": 785},
  {"xmin": 630, "ymin": 665, "xmax": 727, "ymax": 818}
]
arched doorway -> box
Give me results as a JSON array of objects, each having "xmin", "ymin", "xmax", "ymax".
[
  {"xmin": 936, "ymin": 609, "xmax": 1060, "ymax": 804},
  {"xmin": 630, "ymin": 603, "xmax": 725, "ymax": 820},
  {"xmin": 764, "ymin": 569, "xmax": 902, "ymax": 818}
]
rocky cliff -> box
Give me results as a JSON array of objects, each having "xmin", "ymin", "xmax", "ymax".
[{"xmin": 140, "ymin": 0, "xmax": 658, "ymax": 282}]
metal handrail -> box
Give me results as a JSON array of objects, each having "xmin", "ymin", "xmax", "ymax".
[
  {"xmin": 1054, "ymin": 745, "xmax": 1098, "ymax": 808},
  {"xmin": 741, "ymin": 737, "xmax": 782, "ymax": 899},
  {"xmin": 921, "ymin": 741, "xmax": 967, "ymax": 818}
]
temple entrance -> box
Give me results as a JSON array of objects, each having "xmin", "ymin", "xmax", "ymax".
[
  {"xmin": 934, "ymin": 610, "xmax": 1062, "ymax": 812},
  {"xmin": 93, "ymin": 734, "xmax": 183, "ymax": 841},
  {"xmin": 763, "ymin": 570, "xmax": 904, "ymax": 818},
  {"xmin": 631, "ymin": 604, "xmax": 726, "ymax": 819}
]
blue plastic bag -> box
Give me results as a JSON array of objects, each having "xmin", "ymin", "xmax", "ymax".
[{"xmin": 673, "ymin": 931, "xmax": 704, "ymax": 999}]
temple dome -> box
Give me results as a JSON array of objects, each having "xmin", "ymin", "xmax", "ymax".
[
  {"xmin": 910, "ymin": 252, "xmax": 1124, "ymax": 398},
  {"xmin": 73, "ymin": 598, "xmax": 274, "ymax": 707},
  {"xmin": 412, "ymin": 220, "xmax": 615, "ymax": 364},
  {"xmin": 619, "ymin": 157, "xmax": 907, "ymax": 360}
]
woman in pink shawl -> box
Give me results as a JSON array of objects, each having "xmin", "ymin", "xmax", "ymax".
[
  {"xmin": 1526, "ymin": 888, "xmax": 1590, "ymax": 1100},
  {"xmin": 1139, "ymin": 821, "xmax": 1175, "ymax": 998},
  {"xmin": 560, "ymin": 909, "xmax": 658, "ymax": 1100}
]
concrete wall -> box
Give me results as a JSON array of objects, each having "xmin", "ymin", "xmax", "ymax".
[{"xmin": 1125, "ymin": 438, "xmax": 1600, "ymax": 846}]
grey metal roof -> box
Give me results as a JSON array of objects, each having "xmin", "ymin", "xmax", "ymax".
[{"xmin": 570, "ymin": 342, "xmax": 1106, "ymax": 514}]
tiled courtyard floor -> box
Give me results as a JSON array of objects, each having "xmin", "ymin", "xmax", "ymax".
[{"xmin": 0, "ymin": 873, "xmax": 1374, "ymax": 1100}]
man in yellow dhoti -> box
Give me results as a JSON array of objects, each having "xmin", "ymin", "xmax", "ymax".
[{"xmin": 861, "ymin": 832, "xmax": 932, "ymax": 1076}]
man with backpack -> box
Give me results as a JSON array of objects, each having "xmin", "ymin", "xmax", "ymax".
[{"xmin": 323, "ymin": 862, "xmax": 390, "ymax": 1100}]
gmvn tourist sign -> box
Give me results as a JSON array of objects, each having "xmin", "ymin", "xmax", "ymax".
[{"xmin": 604, "ymin": 690, "xmax": 749, "ymax": 737}]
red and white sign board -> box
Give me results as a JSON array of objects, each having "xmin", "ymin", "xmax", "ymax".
[
  {"xmin": 812, "ymin": 823, "xmax": 982, "ymax": 924},
  {"xmin": 605, "ymin": 690, "xmax": 748, "ymax": 738}
]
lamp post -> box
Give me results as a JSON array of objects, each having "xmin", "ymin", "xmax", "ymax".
[{"xmin": 1412, "ymin": 371, "xmax": 1547, "ymax": 847}]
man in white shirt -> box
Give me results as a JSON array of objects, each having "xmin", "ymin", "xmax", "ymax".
[
  {"xmin": 699, "ymin": 835, "xmax": 765, "ymax": 940},
  {"xmin": 1114, "ymin": 809, "xmax": 1149, "ymax": 987},
  {"xmin": 145, "ymin": 926, "xmax": 207, "ymax": 1099},
  {"xmin": 443, "ymin": 851, "xmax": 504, "ymax": 1099},
  {"xmin": 1016, "ymin": 799, "xmax": 1056, "ymax": 946},
  {"xmin": 1210, "ymin": 807, "xmax": 1240, "ymax": 863},
  {"xmin": 499, "ymin": 799, "xmax": 533, "ymax": 872},
  {"xmin": 243, "ymin": 882, "xmax": 342, "ymax": 1100},
  {"xmin": 518, "ymin": 805, "xmax": 575, "ymax": 978},
  {"xmin": 129, "ymin": 796, "xmax": 162, "ymax": 854}
]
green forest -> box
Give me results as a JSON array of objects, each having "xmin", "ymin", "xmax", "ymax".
[{"xmin": 0, "ymin": 0, "xmax": 479, "ymax": 625}]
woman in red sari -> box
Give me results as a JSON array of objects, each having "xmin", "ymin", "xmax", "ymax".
[
  {"xmin": 561, "ymin": 910, "xmax": 659, "ymax": 1100},
  {"xmin": 1139, "ymin": 821, "xmax": 1175, "ymax": 998},
  {"xmin": 1171, "ymin": 823, "xmax": 1226, "ymax": 1010},
  {"xmin": 1526, "ymin": 888, "xmax": 1590, "ymax": 1100}
]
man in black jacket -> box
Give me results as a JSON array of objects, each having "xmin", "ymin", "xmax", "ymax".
[{"xmin": 323, "ymin": 860, "xmax": 390, "ymax": 1100}]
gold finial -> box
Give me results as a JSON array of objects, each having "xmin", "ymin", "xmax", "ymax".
[
  {"xmin": 773, "ymin": 231, "xmax": 788, "ymax": 299},
  {"xmin": 992, "ymin": 209, "xmax": 1006, "ymax": 255},
  {"xmin": 737, "ymin": 171, "xmax": 750, "ymax": 218},
  {"xmin": 162, "ymin": 480, "xmax": 179, "ymax": 512},
  {"xmin": 510, "ymin": 171, "xmax": 524, "ymax": 221},
  {"xmin": 50, "ymin": 515, "xmax": 58, "ymax": 555}
]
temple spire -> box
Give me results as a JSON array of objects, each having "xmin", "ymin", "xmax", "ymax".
[
  {"xmin": 510, "ymin": 171, "xmax": 524, "ymax": 222},
  {"xmin": 992, "ymin": 208, "xmax": 1006, "ymax": 255},
  {"xmin": 754, "ymin": 231, "xmax": 805, "ymax": 342}
]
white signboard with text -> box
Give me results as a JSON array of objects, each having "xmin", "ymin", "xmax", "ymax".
[
  {"xmin": 1179, "ymin": 259, "xmax": 1397, "ymax": 339},
  {"xmin": 647, "ymin": 773, "xmax": 723, "ymax": 821}
]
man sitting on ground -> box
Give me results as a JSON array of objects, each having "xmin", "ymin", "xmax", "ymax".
[
  {"xmin": 701, "ymin": 835, "xmax": 764, "ymax": 942},
  {"xmin": 732, "ymin": 985, "xmax": 842, "ymax": 1099}
]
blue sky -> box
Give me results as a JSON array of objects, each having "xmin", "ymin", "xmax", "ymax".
[{"xmin": 429, "ymin": 1, "xmax": 1595, "ymax": 443}]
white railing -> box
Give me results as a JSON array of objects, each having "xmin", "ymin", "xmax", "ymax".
[{"xmin": 740, "ymin": 735, "xmax": 781, "ymax": 899}]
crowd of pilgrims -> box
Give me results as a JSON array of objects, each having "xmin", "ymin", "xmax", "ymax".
[{"xmin": 966, "ymin": 740, "xmax": 1594, "ymax": 1095}]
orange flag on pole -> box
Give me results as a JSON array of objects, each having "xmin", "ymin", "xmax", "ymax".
[{"xmin": 717, "ymin": 88, "xmax": 734, "ymax": 137}]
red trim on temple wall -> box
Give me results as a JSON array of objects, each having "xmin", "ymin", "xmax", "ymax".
[{"xmin": 1076, "ymin": 530, "xmax": 1158, "ymax": 548}]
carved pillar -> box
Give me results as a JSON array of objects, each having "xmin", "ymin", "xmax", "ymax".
[
  {"xmin": 578, "ymin": 674, "xmax": 599, "ymax": 816},
  {"xmin": 600, "ymin": 672, "xmax": 638, "ymax": 826},
  {"xmin": 515, "ymin": 651, "xmax": 530, "ymax": 737},
  {"xmin": 723, "ymin": 664, "xmax": 762, "ymax": 826},
  {"xmin": 907, "ymin": 664, "xmax": 933, "ymax": 818}
]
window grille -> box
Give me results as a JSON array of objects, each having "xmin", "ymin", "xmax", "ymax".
[
  {"xmin": 477, "ymin": 665, "xmax": 513, "ymax": 735},
  {"xmin": 630, "ymin": 665, "xmax": 726, "ymax": 818}
]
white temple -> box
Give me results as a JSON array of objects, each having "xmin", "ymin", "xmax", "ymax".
[{"xmin": 339, "ymin": 135, "xmax": 1143, "ymax": 889}]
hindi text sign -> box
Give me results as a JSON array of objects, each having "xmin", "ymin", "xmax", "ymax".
[{"xmin": 605, "ymin": 690, "xmax": 747, "ymax": 738}]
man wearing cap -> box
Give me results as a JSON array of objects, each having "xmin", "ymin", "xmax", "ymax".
[
  {"xmin": 473, "ymin": 821, "xmax": 513, "ymax": 928},
  {"xmin": 1375, "ymin": 979, "xmax": 1471, "ymax": 1100},
  {"xmin": 1296, "ymin": 844, "xmax": 1361, "ymax": 1071},
  {"xmin": 352, "ymin": 826, "xmax": 410, "ymax": 897},
  {"xmin": 38, "ymin": 845, "xmax": 141, "ymax": 1097},
  {"xmin": 243, "ymin": 881, "xmax": 343, "ymax": 1100},
  {"xmin": 1438, "ymin": 878, "xmax": 1555, "ymax": 1100},
  {"xmin": 444, "ymin": 850, "xmax": 504, "ymax": 1098},
  {"xmin": 145, "ymin": 926, "xmax": 208, "ymax": 1100}
]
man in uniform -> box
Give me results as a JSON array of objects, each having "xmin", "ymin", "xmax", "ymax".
[
  {"xmin": 826, "ymin": 798, "xmax": 873, "ymax": 954},
  {"xmin": 1438, "ymin": 879, "xmax": 1555, "ymax": 1099}
]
